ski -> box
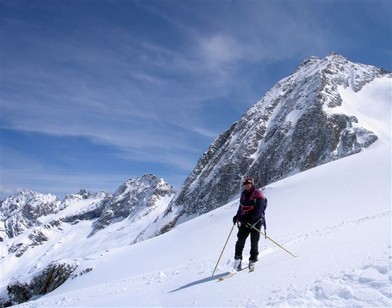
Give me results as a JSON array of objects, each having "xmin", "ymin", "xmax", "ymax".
[
  {"xmin": 218, "ymin": 267, "xmax": 248, "ymax": 281},
  {"xmin": 218, "ymin": 265, "xmax": 256, "ymax": 280},
  {"xmin": 218, "ymin": 271, "xmax": 237, "ymax": 281}
]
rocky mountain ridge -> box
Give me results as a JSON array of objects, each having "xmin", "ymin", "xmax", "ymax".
[
  {"xmin": 90, "ymin": 174, "xmax": 175, "ymax": 236},
  {"xmin": 0, "ymin": 174, "xmax": 175, "ymax": 306},
  {"xmin": 0, "ymin": 189, "xmax": 61, "ymax": 241}
]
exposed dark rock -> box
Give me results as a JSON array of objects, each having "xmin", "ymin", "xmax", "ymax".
[
  {"xmin": 6, "ymin": 282, "xmax": 31, "ymax": 306},
  {"xmin": 8, "ymin": 243, "xmax": 29, "ymax": 257},
  {"xmin": 30, "ymin": 262, "xmax": 77, "ymax": 295},
  {"xmin": 61, "ymin": 202, "xmax": 106, "ymax": 223},
  {"xmin": 4, "ymin": 261, "xmax": 77, "ymax": 306}
]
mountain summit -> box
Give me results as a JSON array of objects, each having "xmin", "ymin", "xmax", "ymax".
[{"xmin": 168, "ymin": 53, "xmax": 391, "ymax": 219}]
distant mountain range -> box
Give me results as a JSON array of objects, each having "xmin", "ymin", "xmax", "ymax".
[{"xmin": 1, "ymin": 53, "xmax": 390, "ymax": 306}]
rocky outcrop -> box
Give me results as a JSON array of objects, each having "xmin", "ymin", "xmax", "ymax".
[{"xmin": 4, "ymin": 261, "xmax": 77, "ymax": 306}]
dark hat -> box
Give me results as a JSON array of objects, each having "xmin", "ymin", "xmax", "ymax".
[{"xmin": 243, "ymin": 176, "xmax": 254, "ymax": 185}]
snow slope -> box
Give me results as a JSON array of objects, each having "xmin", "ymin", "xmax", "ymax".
[{"xmin": 16, "ymin": 78, "xmax": 391, "ymax": 307}]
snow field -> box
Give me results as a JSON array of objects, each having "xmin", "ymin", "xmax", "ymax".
[
  {"xmin": 13, "ymin": 75, "xmax": 392, "ymax": 307},
  {"xmin": 16, "ymin": 140, "xmax": 391, "ymax": 306}
]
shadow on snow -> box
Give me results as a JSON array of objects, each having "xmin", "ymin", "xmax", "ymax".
[{"xmin": 169, "ymin": 272, "xmax": 230, "ymax": 292}]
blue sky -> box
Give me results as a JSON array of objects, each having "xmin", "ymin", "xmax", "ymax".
[{"xmin": 1, "ymin": 0, "xmax": 391, "ymax": 200}]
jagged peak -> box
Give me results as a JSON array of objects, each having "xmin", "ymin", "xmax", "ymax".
[
  {"xmin": 295, "ymin": 53, "xmax": 350, "ymax": 74},
  {"xmin": 0, "ymin": 189, "xmax": 61, "ymax": 222},
  {"xmin": 297, "ymin": 55, "xmax": 321, "ymax": 68},
  {"xmin": 296, "ymin": 52, "xmax": 389, "ymax": 76},
  {"xmin": 280, "ymin": 52, "xmax": 390, "ymax": 96},
  {"xmin": 113, "ymin": 174, "xmax": 174, "ymax": 200},
  {"xmin": 120, "ymin": 174, "xmax": 165, "ymax": 190},
  {"xmin": 1, "ymin": 188, "xmax": 59, "ymax": 204},
  {"xmin": 10, "ymin": 188, "xmax": 42, "ymax": 199},
  {"xmin": 19, "ymin": 188, "xmax": 35, "ymax": 195},
  {"xmin": 326, "ymin": 52, "xmax": 349, "ymax": 62},
  {"xmin": 63, "ymin": 189, "xmax": 95, "ymax": 200}
]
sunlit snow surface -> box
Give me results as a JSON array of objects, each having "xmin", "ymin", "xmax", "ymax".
[{"xmin": 14, "ymin": 77, "xmax": 392, "ymax": 307}]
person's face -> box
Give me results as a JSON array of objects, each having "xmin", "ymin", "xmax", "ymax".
[{"xmin": 243, "ymin": 182, "xmax": 252, "ymax": 190}]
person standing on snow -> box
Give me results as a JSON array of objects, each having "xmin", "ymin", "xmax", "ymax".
[{"xmin": 232, "ymin": 176, "xmax": 267, "ymax": 271}]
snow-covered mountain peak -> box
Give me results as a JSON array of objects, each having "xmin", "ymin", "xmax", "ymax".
[
  {"xmin": 59, "ymin": 189, "xmax": 109, "ymax": 212},
  {"xmin": 291, "ymin": 52, "xmax": 389, "ymax": 93},
  {"xmin": 89, "ymin": 174, "xmax": 175, "ymax": 235},
  {"xmin": 299, "ymin": 52, "xmax": 348, "ymax": 64},
  {"xmin": 63, "ymin": 189, "xmax": 94, "ymax": 201},
  {"xmin": 113, "ymin": 174, "xmax": 173, "ymax": 203},
  {"xmin": 168, "ymin": 53, "xmax": 391, "ymax": 219},
  {"xmin": 0, "ymin": 189, "xmax": 60, "ymax": 216},
  {"xmin": 0, "ymin": 189, "xmax": 61, "ymax": 238}
]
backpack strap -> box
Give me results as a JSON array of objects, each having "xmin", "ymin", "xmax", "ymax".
[{"xmin": 249, "ymin": 189, "xmax": 265, "ymax": 203}]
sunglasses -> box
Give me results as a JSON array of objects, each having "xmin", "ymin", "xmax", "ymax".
[{"xmin": 243, "ymin": 182, "xmax": 252, "ymax": 185}]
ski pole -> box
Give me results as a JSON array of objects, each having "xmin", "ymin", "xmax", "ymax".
[
  {"xmin": 211, "ymin": 223, "xmax": 236, "ymax": 277},
  {"xmin": 249, "ymin": 218, "xmax": 262, "ymax": 229},
  {"xmin": 249, "ymin": 217, "xmax": 267, "ymax": 239},
  {"xmin": 246, "ymin": 223, "xmax": 297, "ymax": 258}
]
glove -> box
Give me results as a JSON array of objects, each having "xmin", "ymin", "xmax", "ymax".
[{"xmin": 232, "ymin": 215, "xmax": 238, "ymax": 224}]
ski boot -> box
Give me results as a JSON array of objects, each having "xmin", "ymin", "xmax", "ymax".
[
  {"xmin": 249, "ymin": 260, "xmax": 257, "ymax": 272},
  {"xmin": 233, "ymin": 259, "xmax": 242, "ymax": 271}
]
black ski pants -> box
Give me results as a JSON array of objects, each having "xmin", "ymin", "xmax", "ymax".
[{"xmin": 234, "ymin": 220, "xmax": 262, "ymax": 262}]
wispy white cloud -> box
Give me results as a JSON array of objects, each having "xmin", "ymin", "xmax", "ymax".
[
  {"xmin": 0, "ymin": 1, "xmax": 342, "ymax": 170},
  {"xmin": 2, "ymin": 0, "xmax": 391, "ymax": 198},
  {"xmin": 2, "ymin": 22, "xmax": 236, "ymax": 158},
  {"xmin": 199, "ymin": 33, "xmax": 241, "ymax": 68}
]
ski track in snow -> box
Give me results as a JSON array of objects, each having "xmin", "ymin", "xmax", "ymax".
[
  {"xmin": 243, "ymin": 212, "xmax": 392, "ymax": 308},
  {"xmin": 279, "ymin": 211, "xmax": 391, "ymax": 252}
]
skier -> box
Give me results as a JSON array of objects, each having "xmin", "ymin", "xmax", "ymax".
[{"xmin": 232, "ymin": 176, "xmax": 267, "ymax": 271}]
